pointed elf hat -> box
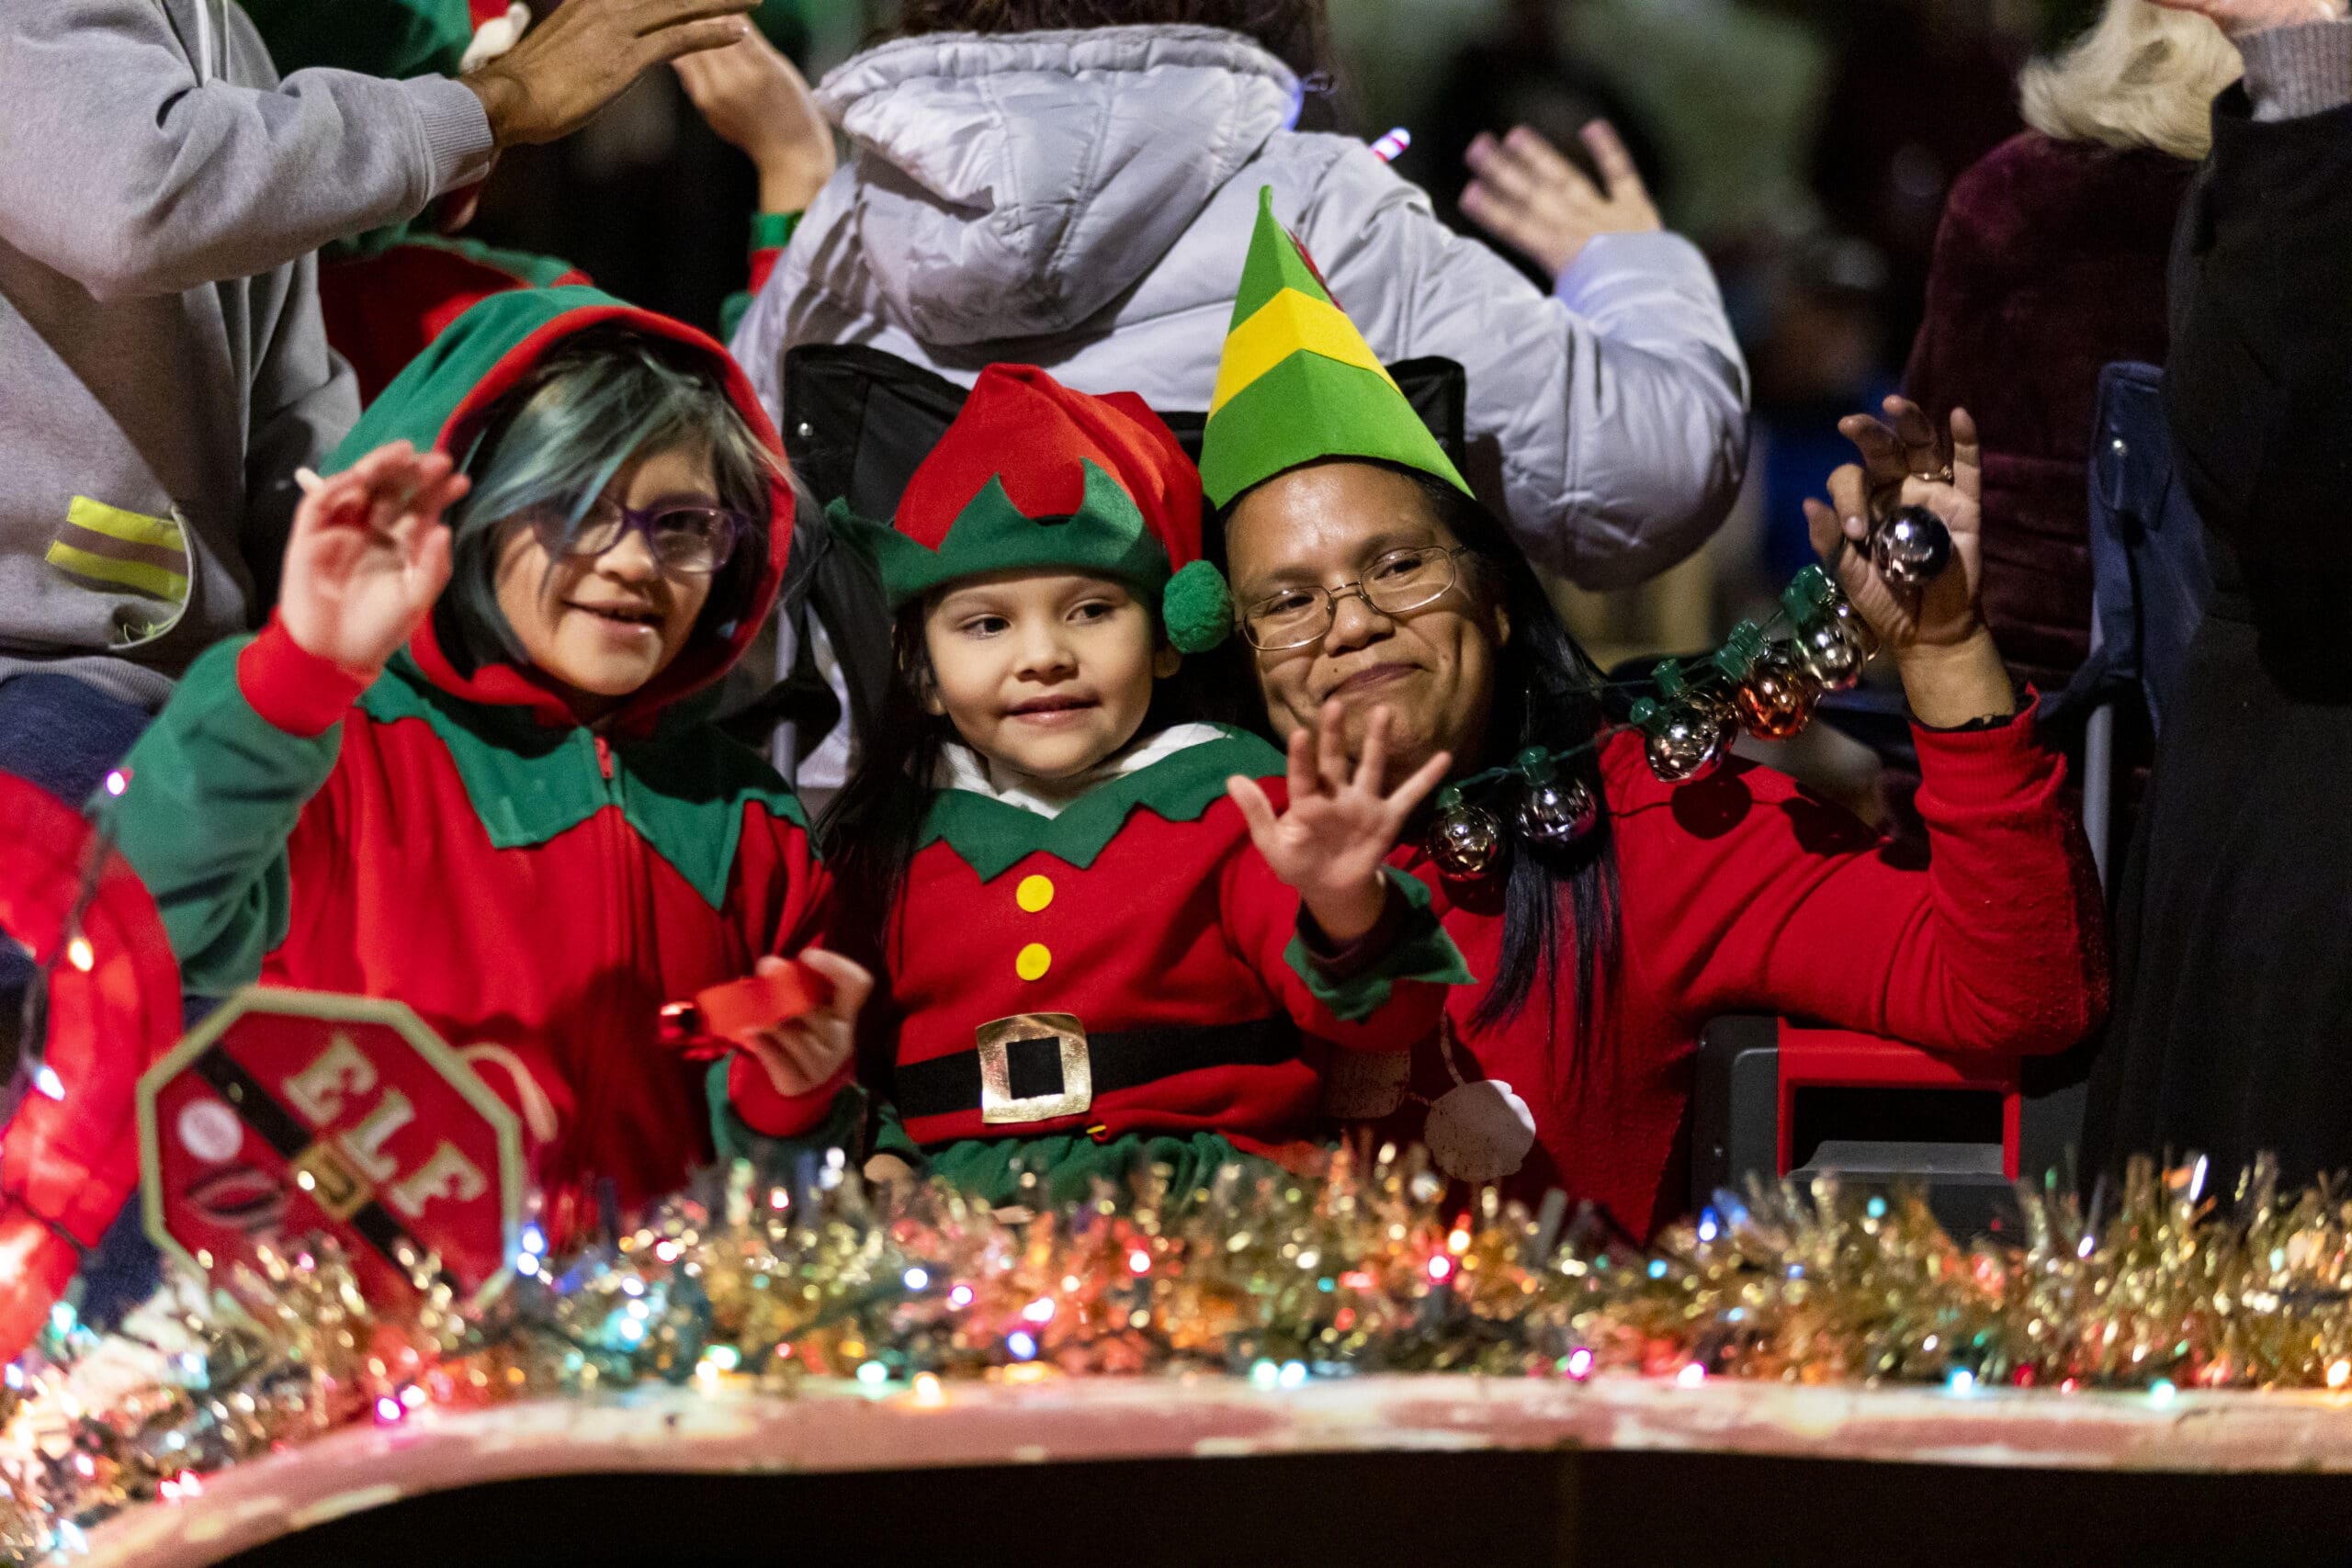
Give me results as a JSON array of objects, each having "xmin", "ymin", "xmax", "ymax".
[
  {"xmin": 1199, "ymin": 188, "xmax": 1473, "ymax": 510},
  {"xmin": 833, "ymin": 364, "xmax": 1234, "ymax": 652}
]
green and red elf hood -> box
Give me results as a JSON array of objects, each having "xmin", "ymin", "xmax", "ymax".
[
  {"xmin": 833, "ymin": 364, "xmax": 1235, "ymax": 654},
  {"xmin": 325, "ymin": 286, "xmax": 794, "ymax": 734}
]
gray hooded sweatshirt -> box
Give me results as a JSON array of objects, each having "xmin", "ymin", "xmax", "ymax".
[
  {"xmin": 0, "ymin": 0, "xmax": 495, "ymax": 709},
  {"xmin": 733, "ymin": 25, "xmax": 1750, "ymax": 592}
]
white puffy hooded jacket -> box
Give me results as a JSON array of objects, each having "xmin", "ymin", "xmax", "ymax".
[{"xmin": 732, "ymin": 24, "xmax": 1750, "ymax": 591}]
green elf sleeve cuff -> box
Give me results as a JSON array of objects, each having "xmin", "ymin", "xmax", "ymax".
[
  {"xmin": 705, "ymin": 1059, "xmax": 868, "ymax": 1170},
  {"xmin": 720, "ymin": 211, "xmax": 805, "ymax": 340},
  {"xmin": 1283, "ymin": 867, "xmax": 1473, "ymax": 1023}
]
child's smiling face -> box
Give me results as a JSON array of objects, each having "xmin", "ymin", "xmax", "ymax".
[
  {"xmin": 492, "ymin": 442, "xmax": 719, "ymax": 722},
  {"xmin": 922, "ymin": 570, "xmax": 1180, "ymax": 784}
]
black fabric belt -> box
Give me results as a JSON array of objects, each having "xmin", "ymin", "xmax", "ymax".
[
  {"xmin": 194, "ymin": 1045, "xmax": 452, "ymax": 1291},
  {"xmin": 892, "ymin": 1016, "xmax": 1301, "ymax": 1122}
]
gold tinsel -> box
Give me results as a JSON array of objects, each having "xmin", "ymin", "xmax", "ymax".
[{"xmin": 7, "ymin": 1146, "xmax": 2352, "ymax": 1562}]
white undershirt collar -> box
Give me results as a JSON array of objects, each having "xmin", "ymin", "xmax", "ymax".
[{"xmin": 935, "ymin": 722, "xmax": 1227, "ymax": 819}]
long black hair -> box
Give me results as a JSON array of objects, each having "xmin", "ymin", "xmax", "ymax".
[
  {"xmin": 819, "ymin": 589, "xmax": 1216, "ymax": 967},
  {"xmin": 1400, "ymin": 470, "xmax": 1622, "ymax": 1037}
]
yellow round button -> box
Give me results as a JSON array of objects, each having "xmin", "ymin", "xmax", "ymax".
[
  {"xmin": 1016, "ymin": 874, "xmax": 1056, "ymax": 913},
  {"xmin": 1015, "ymin": 942, "xmax": 1052, "ymax": 982}
]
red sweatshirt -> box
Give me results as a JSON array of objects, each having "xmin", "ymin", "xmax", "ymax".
[{"xmin": 1377, "ymin": 705, "xmax": 2109, "ymax": 1239}]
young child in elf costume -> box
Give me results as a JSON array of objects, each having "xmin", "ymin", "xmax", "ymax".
[
  {"xmin": 106, "ymin": 288, "xmax": 863, "ymax": 1231},
  {"xmin": 707, "ymin": 364, "xmax": 1471, "ymax": 1206}
]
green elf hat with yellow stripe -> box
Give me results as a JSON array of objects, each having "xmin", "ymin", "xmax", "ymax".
[
  {"xmin": 1200, "ymin": 188, "xmax": 1473, "ymax": 510},
  {"xmin": 833, "ymin": 364, "xmax": 1235, "ymax": 653}
]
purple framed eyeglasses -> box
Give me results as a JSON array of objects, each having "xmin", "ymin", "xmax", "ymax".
[{"xmin": 526, "ymin": 496, "xmax": 750, "ymax": 576}]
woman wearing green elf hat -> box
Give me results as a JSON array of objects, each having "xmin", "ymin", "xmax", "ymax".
[{"xmin": 1203, "ymin": 194, "xmax": 2110, "ymax": 1240}]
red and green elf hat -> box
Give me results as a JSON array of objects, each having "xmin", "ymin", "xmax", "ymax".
[
  {"xmin": 833, "ymin": 364, "xmax": 1234, "ymax": 652},
  {"xmin": 1199, "ymin": 188, "xmax": 1473, "ymax": 509}
]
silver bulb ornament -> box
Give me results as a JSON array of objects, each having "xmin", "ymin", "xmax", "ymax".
[
  {"xmin": 1514, "ymin": 774, "xmax": 1598, "ymax": 846},
  {"xmin": 1794, "ymin": 617, "xmax": 1866, "ymax": 692},
  {"xmin": 1428, "ymin": 792, "xmax": 1506, "ymax": 879},
  {"xmin": 1871, "ymin": 504, "xmax": 1954, "ymax": 589},
  {"xmin": 1632, "ymin": 696, "xmax": 1728, "ymax": 784}
]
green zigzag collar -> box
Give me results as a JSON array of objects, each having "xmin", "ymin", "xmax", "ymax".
[
  {"xmin": 919, "ymin": 724, "xmax": 1283, "ymax": 883},
  {"xmin": 358, "ymin": 656, "xmax": 809, "ymax": 909}
]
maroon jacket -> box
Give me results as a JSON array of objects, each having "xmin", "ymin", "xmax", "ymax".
[{"xmin": 1904, "ymin": 132, "xmax": 2193, "ymax": 692}]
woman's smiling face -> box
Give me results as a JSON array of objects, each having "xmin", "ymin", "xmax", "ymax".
[{"xmin": 1226, "ymin": 461, "xmax": 1508, "ymax": 789}]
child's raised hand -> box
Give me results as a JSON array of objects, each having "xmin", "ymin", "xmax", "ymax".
[
  {"xmin": 1227, "ymin": 702, "xmax": 1451, "ymax": 945},
  {"xmin": 734, "ymin": 949, "xmax": 872, "ymax": 1101},
  {"xmin": 674, "ymin": 29, "xmax": 836, "ymax": 215},
  {"xmin": 279, "ymin": 441, "xmax": 467, "ymax": 679}
]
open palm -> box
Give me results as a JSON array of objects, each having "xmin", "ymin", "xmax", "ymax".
[
  {"xmin": 279, "ymin": 442, "xmax": 467, "ymax": 677},
  {"xmin": 1228, "ymin": 704, "xmax": 1450, "ymax": 942},
  {"xmin": 2146, "ymin": 0, "xmax": 2345, "ymax": 35}
]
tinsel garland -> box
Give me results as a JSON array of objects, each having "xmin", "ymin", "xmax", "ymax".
[{"xmin": 7, "ymin": 1145, "xmax": 2352, "ymax": 1560}]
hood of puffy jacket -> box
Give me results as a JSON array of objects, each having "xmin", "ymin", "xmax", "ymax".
[
  {"xmin": 818, "ymin": 25, "xmax": 1298, "ymax": 345},
  {"xmin": 325, "ymin": 287, "xmax": 793, "ymax": 733}
]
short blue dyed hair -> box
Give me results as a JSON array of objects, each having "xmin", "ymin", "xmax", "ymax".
[{"xmin": 443, "ymin": 324, "xmax": 777, "ymax": 671}]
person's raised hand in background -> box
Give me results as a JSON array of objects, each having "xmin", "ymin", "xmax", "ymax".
[
  {"xmin": 463, "ymin": 0, "xmax": 759, "ymax": 148},
  {"xmin": 2145, "ymin": 0, "xmax": 2346, "ymax": 34},
  {"xmin": 1460, "ymin": 120, "xmax": 1661, "ymax": 281},
  {"xmin": 676, "ymin": 29, "xmax": 838, "ymax": 215},
  {"xmin": 279, "ymin": 443, "xmax": 468, "ymax": 680}
]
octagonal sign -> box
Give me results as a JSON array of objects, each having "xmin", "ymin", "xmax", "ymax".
[{"xmin": 138, "ymin": 987, "xmax": 525, "ymax": 1308}]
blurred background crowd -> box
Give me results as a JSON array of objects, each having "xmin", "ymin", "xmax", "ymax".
[{"xmin": 469, "ymin": 0, "xmax": 2211, "ymax": 819}]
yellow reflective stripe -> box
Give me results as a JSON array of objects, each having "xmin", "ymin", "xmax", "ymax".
[
  {"xmin": 67, "ymin": 495, "xmax": 186, "ymax": 554},
  {"xmin": 44, "ymin": 541, "xmax": 188, "ymax": 602},
  {"xmin": 1209, "ymin": 287, "xmax": 1396, "ymax": 416}
]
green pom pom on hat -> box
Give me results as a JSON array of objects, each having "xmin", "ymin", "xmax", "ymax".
[{"xmin": 1162, "ymin": 558, "xmax": 1235, "ymax": 653}]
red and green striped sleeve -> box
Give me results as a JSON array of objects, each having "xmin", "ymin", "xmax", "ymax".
[{"xmin": 106, "ymin": 616, "xmax": 367, "ymax": 996}]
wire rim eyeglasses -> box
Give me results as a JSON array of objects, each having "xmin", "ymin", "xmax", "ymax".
[{"xmin": 1238, "ymin": 545, "xmax": 1475, "ymax": 651}]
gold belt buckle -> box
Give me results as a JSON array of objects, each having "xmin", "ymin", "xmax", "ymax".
[{"xmin": 976, "ymin": 1012, "xmax": 1091, "ymax": 1125}]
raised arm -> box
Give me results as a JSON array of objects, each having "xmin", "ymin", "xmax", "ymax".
[
  {"xmin": 1662, "ymin": 405, "xmax": 2107, "ymax": 1049},
  {"xmin": 0, "ymin": 0, "xmax": 758, "ymax": 301},
  {"xmin": 110, "ymin": 445, "xmax": 463, "ymax": 992},
  {"xmin": 1221, "ymin": 720, "xmax": 1472, "ymax": 1054},
  {"xmin": 1308, "ymin": 141, "xmax": 1749, "ymax": 591},
  {"xmin": 0, "ymin": 0, "xmax": 492, "ymax": 299}
]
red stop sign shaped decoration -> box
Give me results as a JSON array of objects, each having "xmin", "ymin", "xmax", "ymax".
[{"xmin": 138, "ymin": 988, "xmax": 526, "ymax": 1308}]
